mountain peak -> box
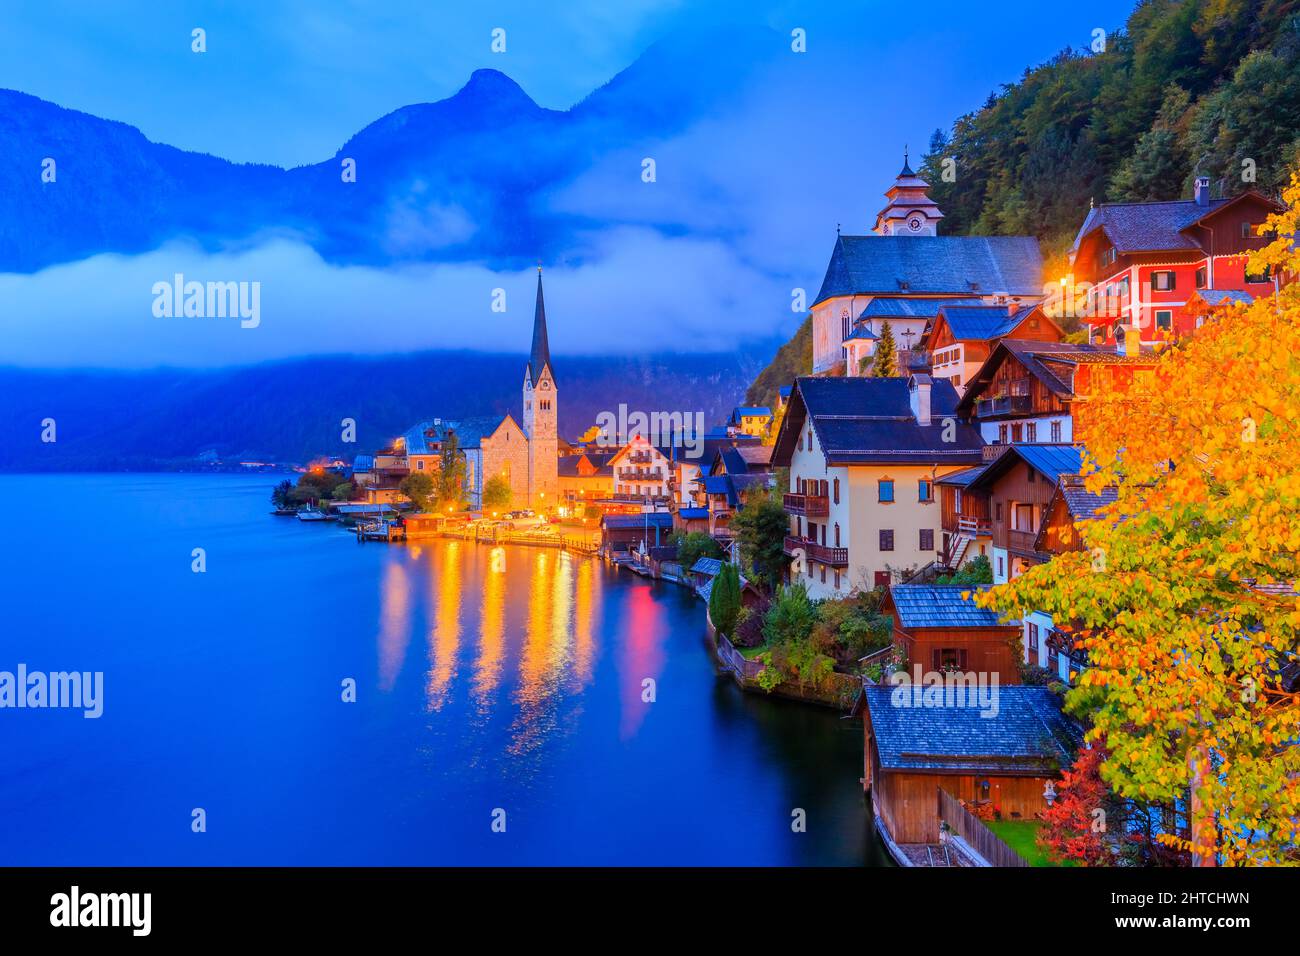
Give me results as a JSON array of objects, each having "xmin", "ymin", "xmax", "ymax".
[{"xmin": 455, "ymin": 68, "xmax": 537, "ymax": 108}]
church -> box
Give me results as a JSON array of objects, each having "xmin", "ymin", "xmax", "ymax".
[
  {"xmin": 367, "ymin": 269, "xmax": 560, "ymax": 513},
  {"xmin": 809, "ymin": 153, "xmax": 1046, "ymax": 376}
]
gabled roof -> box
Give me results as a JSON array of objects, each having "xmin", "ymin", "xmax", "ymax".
[
  {"xmin": 402, "ymin": 421, "xmax": 443, "ymax": 456},
  {"xmin": 887, "ymin": 585, "xmax": 1016, "ymax": 629},
  {"xmin": 966, "ymin": 443, "xmax": 1083, "ymax": 492},
  {"xmin": 935, "ymin": 304, "xmax": 1052, "ymax": 342},
  {"xmin": 812, "ymin": 234, "xmax": 1043, "ymax": 307},
  {"xmin": 863, "ymin": 685, "xmax": 1081, "ymax": 775},
  {"xmin": 713, "ymin": 444, "xmax": 772, "ymax": 476},
  {"xmin": 956, "ymin": 339, "xmax": 1134, "ymax": 412},
  {"xmin": 730, "ymin": 406, "xmax": 771, "ymax": 420},
  {"xmin": 352, "ymin": 455, "xmax": 375, "ymax": 472},
  {"xmin": 772, "ymin": 377, "xmax": 985, "ymax": 467},
  {"xmin": 1069, "ymin": 190, "xmax": 1282, "ymax": 255},
  {"xmin": 677, "ymin": 507, "xmax": 710, "ymax": 520},
  {"xmin": 446, "ymin": 415, "xmax": 515, "ymax": 450}
]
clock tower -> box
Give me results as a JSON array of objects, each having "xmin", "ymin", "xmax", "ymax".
[
  {"xmin": 522, "ymin": 267, "xmax": 558, "ymax": 512},
  {"xmin": 873, "ymin": 149, "xmax": 944, "ymax": 236}
]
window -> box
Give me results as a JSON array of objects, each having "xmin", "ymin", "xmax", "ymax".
[
  {"xmin": 998, "ymin": 424, "xmax": 1008, "ymax": 444},
  {"xmin": 1119, "ymin": 276, "xmax": 1130, "ymax": 299},
  {"xmin": 1246, "ymin": 264, "xmax": 1272, "ymax": 284},
  {"xmin": 841, "ymin": 309, "xmax": 850, "ymax": 342},
  {"xmin": 1011, "ymin": 423, "xmax": 1023, "ymax": 443},
  {"xmin": 417, "ymin": 460, "xmax": 425, "ymax": 471},
  {"xmin": 997, "ymin": 556, "xmax": 1005, "ymax": 578},
  {"xmin": 878, "ymin": 479, "xmax": 894, "ymax": 503},
  {"xmin": 879, "ymin": 529, "xmax": 894, "ymax": 551},
  {"xmin": 1050, "ymin": 421, "xmax": 1062, "ymax": 443},
  {"xmin": 820, "ymin": 565, "xmax": 826, "ymax": 583},
  {"xmin": 1027, "ymin": 622, "xmax": 1040, "ymax": 664},
  {"xmin": 919, "ymin": 528, "xmax": 934, "ymax": 550},
  {"xmin": 807, "ymin": 427, "xmax": 813, "ymax": 449},
  {"xmin": 833, "ymin": 570, "xmax": 840, "ymax": 589},
  {"xmin": 1241, "ymin": 221, "xmax": 1255, "ymax": 239},
  {"xmin": 995, "ymin": 502, "xmax": 1003, "ymax": 522},
  {"xmin": 933, "ymin": 648, "xmax": 969, "ymax": 671},
  {"xmin": 1195, "ymin": 266, "xmax": 1206, "ymax": 289},
  {"xmin": 834, "ymin": 523, "xmax": 841, "ymax": 547},
  {"xmin": 833, "ymin": 478, "xmax": 840, "ymax": 504},
  {"xmin": 1027, "ymin": 467, "xmax": 1036, "ymax": 483},
  {"xmin": 1155, "ymin": 310, "xmax": 1172, "ymax": 331},
  {"xmin": 918, "ymin": 479, "xmax": 933, "ymax": 502},
  {"xmin": 1099, "ymin": 246, "xmax": 1116, "ymax": 270},
  {"xmin": 1026, "ymin": 422, "xmax": 1037, "ymax": 442},
  {"xmin": 798, "ymin": 433, "xmax": 804, "ymax": 452},
  {"xmin": 874, "ymin": 571, "xmax": 891, "ymax": 589},
  {"xmin": 1152, "ymin": 271, "xmax": 1175, "ymax": 291}
]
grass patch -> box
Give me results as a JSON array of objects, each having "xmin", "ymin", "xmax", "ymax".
[
  {"xmin": 984, "ymin": 820, "xmax": 1068, "ymax": 867},
  {"xmin": 737, "ymin": 643, "xmax": 767, "ymax": 660}
]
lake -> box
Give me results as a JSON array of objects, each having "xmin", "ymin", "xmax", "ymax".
[{"xmin": 0, "ymin": 473, "xmax": 886, "ymax": 865}]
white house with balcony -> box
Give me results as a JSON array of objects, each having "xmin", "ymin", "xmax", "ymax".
[{"xmin": 771, "ymin": 374, "xmax": 986, "ymax": 598}]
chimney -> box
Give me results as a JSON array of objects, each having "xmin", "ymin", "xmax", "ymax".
[
  {"xmin": 1008, "ymin": 298, "xmax": 1020, "ymax": 317},
  {"xmin": 1121, "ymin": 325, "xmax": 1141, "ymax": 356},
  {"xmin": 1194, "ymin": 176, "xmax": 1210, "ymax": 207},
  {"xmin": 909, "ymin": 374, "xmax": 932, "ymax": 426}
]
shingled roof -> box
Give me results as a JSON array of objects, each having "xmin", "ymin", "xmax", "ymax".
[
  {"xmin": 863, "ymin": 685, "xmax": 1080, "ymax": 774},
  {"xmin": 773, "ymin": 377, "xmax": 985, "ymax": 467},
  {"xmin": 956, "ymin": 339, "xmax": 1138, "ymax": 412},
  {"xmin": 966, "ymin": 444, "xmax": 1084, "ymax": 493},
  {"xmin": 888, "ymin": 585, "xmax": 1016, "ymax": 629},
  {"xmin": 1069, "ymin": 190, "xmax": 1282, "ymax": 255},
  {"xmin": 936, "ymin": 304, "xmax": 1040, "ymax": 341},
  {"xmin": 812, "ymin": 234, "xmax": 1044, "ymax": 306}
]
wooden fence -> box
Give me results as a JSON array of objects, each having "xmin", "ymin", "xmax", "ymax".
[
  {"xmin": 937, "ymin": 788, "xmax": 1028, "ymax": 867},
  {"xmin": 715, "ymin": 631, "xmax": 764, "ymax": 680}
]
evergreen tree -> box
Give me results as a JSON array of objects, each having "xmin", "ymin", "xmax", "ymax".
[
  {"xmin": 708, "ymin": 563, "xmax": 742, "ymax": 638},
  {"xmin": 871, "ymin": 321, "xmax": 899, "ymax": 377}
]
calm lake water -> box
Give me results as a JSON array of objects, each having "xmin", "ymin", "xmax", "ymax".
[{"xmin": 0, "ymin": 473, "xmax": 885, "ymax": 865}]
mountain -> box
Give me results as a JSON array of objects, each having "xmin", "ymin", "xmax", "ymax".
[
  {"xmin": 0, "ymin": 27, "xmax": 782, "ymax": 275},
  {"xmin": 0, "ymin": 349, "xmax": 764, "ymax": 471}
]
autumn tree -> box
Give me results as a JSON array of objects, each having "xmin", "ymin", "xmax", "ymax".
[
  {"xmin": 980, "ymin": 177, "xmax": 1300, "ymax": 866},
  {"xmin": 481, "ymin": 474, "xmax": 512, "ymax": 513}
]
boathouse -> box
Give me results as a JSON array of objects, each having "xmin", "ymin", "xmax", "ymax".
[{"xmin": 882, "ymin": 585, "xmax": 1022, "ymax": 685}]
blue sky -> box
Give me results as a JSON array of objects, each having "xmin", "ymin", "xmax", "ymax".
[{"xmin": 0, "ymin": 0, "xmax": 1140, "ymax": 367}]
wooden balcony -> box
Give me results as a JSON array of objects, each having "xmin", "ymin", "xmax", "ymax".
[
  {"xmin": 975, "ymin": 394, "xmax": 1032, "ymax": 418},
  {"xmin": 1007, "ymin": 528, "xmax": 1040, "ymax": 554},
  {"xmin": 783, "ymin": 535, "xmax": 849, "ymax": 567},
  {"xmin": 944, "ymin": 514, "xmax": 992, "ymax": 536},
  {"xmin": 783, "ymin": 492, "xmax": 829, "ymax": 517}
]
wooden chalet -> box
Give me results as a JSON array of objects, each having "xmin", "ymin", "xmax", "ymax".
[
  {"xmin": 936, "ymin": 464, "xmax": 992, "ymax": 569},
  {"xmin": 861, "ymin": 685, "xmax": 1080, "ymax": 846},
  {"xmin": 883, "ymin": 585, "xmax": 1021, "ymax": 684}
]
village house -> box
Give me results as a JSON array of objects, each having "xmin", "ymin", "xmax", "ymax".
[
  {"xmin": 600, "ymin": 512, "xmax": 674, "ymax": 557},
  {"xmin": 883, "ymin": 585, "xmax": 1022, "ymax": 685},
  {"xmin": 935, "ymin": 464, "xmax": 992, "ymax": 569},
  {"xmin": 606, "ymin": 434, "xmax": 674, "ymax": 509},
  {"xmin": 772, "ymin": 375, "xmax": 985, "ymax": 598},
  {"xmin": 809, "ymin": 154, "xmax": 1045, "ymax": 376},
  {"xmin": 955, "ymin": 335, "xmax": 1158, "ymax": 447},
  {"xmin": 860, "ymin": 685, "xmax": 1080, "ymax": 854},
  {"xmin": 671, "ymin": 435, "xmax": 761, "ymax": 509},
  {"xmin": 1068, "ymin": 177, "xmax": 1282, "ymax": 344},
  {"xmin": 557, "ymin": 450, "xmax": 614, "ymax": 516},
  {"xmin": 726, "ymin": 406, "xmax": 773, "ymax": 438},
  {"xmin": 924, "ymin": 302, "xmax": 1063, "ymax": 394}
]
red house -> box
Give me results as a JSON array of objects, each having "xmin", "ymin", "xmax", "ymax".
[{"xmin": 1068, "ymin": 177, "xmax": 1281, "ymax": 344}]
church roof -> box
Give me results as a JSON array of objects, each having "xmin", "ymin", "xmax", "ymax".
[
  {"xmin": 527, "ymin": 270, "xmax": 553, "ymax": 387},
  {"xmin": 812, "ymin": 235, "xmax": 1044, "ymax": 307}
]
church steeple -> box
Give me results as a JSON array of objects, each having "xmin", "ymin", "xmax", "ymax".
[
  {"xmin": 874, "ymin": 148, "xmax": 944, "ymax": 236},
  {"xmin": 527, "ymin": 267, "xmax": 553, "ymax": 387}
]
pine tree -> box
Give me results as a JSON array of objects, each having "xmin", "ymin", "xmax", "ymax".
[{"xmin": 871, "ymin": 321, "xmax": 899, "ymax": 377}]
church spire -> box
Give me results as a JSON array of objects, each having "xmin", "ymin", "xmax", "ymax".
[{"xmin": 527, "ymin": 266, "xmax": 552, "ymax": 387}]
